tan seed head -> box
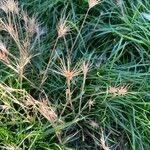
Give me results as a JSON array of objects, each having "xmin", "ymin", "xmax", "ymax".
[
  {"xmin": 57, "ymin": 19, "xmax": 70, "ymax": 38},
  {"xmin": 88, "ymin": 0, "xmax": 101, "ymax": 10},
  {"xmin": 0, "ymin": 0, "xmax": 19, "ymax": 14}
]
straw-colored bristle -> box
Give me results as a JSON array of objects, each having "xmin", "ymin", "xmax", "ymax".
[
  {"xmin": 23, "ymin": 13, "xmax": 39, "ymax": 37},
  {"xmin": 82, "ymin": 61, "xmax": 90, "ymax": 75},
  {"xmin": 117, "ymin": 85, "xmax": 128, "ymax": 96},
  {"xmin": 108, "ymin": 86, "xmax": 118, "ymax": 95},
  {"xmin": 108, "ymin": 85, "xmax": 129, "ymax": 96},
  {"xmin": 57, "ymin": 19, "xmax": 70, "ymax": 38},
  {"xmin": 88, "ymin": 0, "xmax": 101, "ymax": 10},
  {"xmin": 37, "ymin": 99, "xmax": 58, "ymax": 124},
  {"xmin": 55, "ymin": 58, "xmax": 82, "ymax": 81}
]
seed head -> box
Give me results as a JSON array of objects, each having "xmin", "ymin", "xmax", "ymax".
[
  {"xmin": 54, "ymin": 57, "xmax": 82, "ymax": 81},
  {"xmin": 108, "ymin": 85, "xmax": 129, "ymax": 96},
  {"xmin": 0, "ymin": 0, "xmax": 19, "ymax": 14},
  {"xmin": 57, "ymin": 19, "xmax": 70, "ymax": 38},
  {"xmin": 88, "ymin": 0, "xmax": 101, "ymax": 10},
  {"xmin": 23, "ymin": 13, "xmax": 39, "ymax": 37},
  {"xmin": 117, "ymin": 85, "xmax": 129, "ymax": 96},
  {"xmin": 108, "ymin": 86, "xmax": 118, "ymax": 96}
]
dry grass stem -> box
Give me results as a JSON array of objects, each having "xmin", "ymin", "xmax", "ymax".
[
  {"xmin": 0, "ymin": 41, "xmax": 10, "ymax": 64},
  {"xmin": 100, "ymin": 130, "xmax": 110, "ymax": 150},
  {"xmin": 24, "ymin": 95, "xmax": 58, "ymax": 124},
  {"xmin": 0, "ymin": 101, "xmax": 11, "ymax": 112},
  {"xmin": 37, "ymin": 99, "xmax": 58, "ymax": 124},
  {"xmin": 78, "ymin": 61, "xmax": 90, "ymax": 114}
]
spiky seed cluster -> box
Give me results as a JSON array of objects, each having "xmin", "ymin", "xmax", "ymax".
[
  {"xmin": 88, "ymin": 0, "xmax": 101, "ymax": 10},
  {"xmin": 0, "ymin": 42, "xmax": 9, "ymax": 64},
  {"xmin": 57, "ymin": 19, "xmax": 70, "ymax": 38},
  {"xmin": 55, "ymin": 58, "xmax": 82, "ymax": 81},
  {"xmin": 0, "ymin": 0, "xmax": 19, "ymax": 14},
  {"xmin": 108, "ymin": 85, "xmax": 129, "ymax": 96},
  {"xmin": 108, "ymin": 86, "xmax": 118, "ymax": 95},
  {"xmin": 117, "ymin": 85, "xmax": 128, "ymax": 96},
  {"xmin": 23, "ymin": 14, "xmax": 39, "ymax": 37}
]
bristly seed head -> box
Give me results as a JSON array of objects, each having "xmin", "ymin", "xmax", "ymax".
[
  {"xmin": 117, "ymin": 85, "xmax": 129, "ymax": 96},
  {"xmin": 23, "ymin": 13, "xmax": 39, "ymax": 37},
  {"xmin": 108, "ymin": 85, "xmax": 129, "ymax": 96},
  {"xmin": 0, "ymin": 0, "xmax": 19, "ymax": 14},
  {"xmin": 54, "ymin": 57, "xmax": 82, "ymax": 81},
  {"xmin": 57, "ymin": 19, "xmax": 70, "ymax": 38},
  {"xmin": 108, "ymin": 86, "xmax": 118, "ymax": 95},
  {"xmin": 88, "ymin": 0, "xmax": 101, "ymax": 10}
]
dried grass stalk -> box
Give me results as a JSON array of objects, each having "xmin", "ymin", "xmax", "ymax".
[{"xmin": 0, "ymin": 41, "xmax": 10, "ymax": 64}]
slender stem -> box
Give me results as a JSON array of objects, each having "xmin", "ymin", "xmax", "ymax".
[
  {"xmin": 41, "ymin": 37, "xmax": 59, "ymax": 85},
  {"xmin": 70, "ymin": 8, "xmax": 90, "ymax": 53},
  {"xmin": 78, "ymin": 72, "xmax": 87, "ymax": 115}
]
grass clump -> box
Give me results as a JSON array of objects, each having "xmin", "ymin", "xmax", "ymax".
[{"xmin": 0, "ymin": 0, "xmax": 150, "ymax": 149}]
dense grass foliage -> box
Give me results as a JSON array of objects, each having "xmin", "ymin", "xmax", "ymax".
[{"xmin": 0, "ymin": 0, "xmax": 150, "ymax": 150}]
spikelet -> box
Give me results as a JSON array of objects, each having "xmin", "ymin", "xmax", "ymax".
[
  {"xmin": 108, "ymin": 86, "xmax": 118, "ymax": 96},
  {"xmin": 117, "ymin": 85, "xmax": 129, "ymax": 96},
  {"xmin": 57, "ymin": 19, "xmax": 70, "ymax": 38},
  {"xmin": 23, "ymin": 13, "xmax": 39, "ymax": 37},
  {"xmin": 0, "ymin": 0, "xmax": 19, "ymax": 14},
  {"xmin": 108, "ymin": 85, "xmax": 129, "ymax": 96}
]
